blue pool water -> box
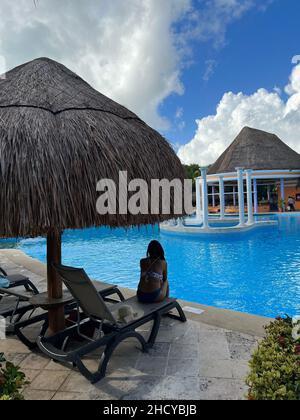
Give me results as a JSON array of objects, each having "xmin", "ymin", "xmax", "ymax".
[{"xmin": 2, "ymin": 214, "xmax": 300, "ymax": 318}]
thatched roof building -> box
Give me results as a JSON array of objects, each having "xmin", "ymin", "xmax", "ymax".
[
  {"xmin": 208, "ymin": 127, "xmax": 300, "ymax": 175},
  {"xmin": 0, "ymin": 57, "xmax": 185, "ymax": 238},
  {"xmin": 194, "ymin": 127, "xmax": 300, "ymax": 229}
]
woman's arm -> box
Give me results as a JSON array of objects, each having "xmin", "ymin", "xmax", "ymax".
[{"xmin": 163, "ymin": 261, "xmax": 168, "ymax": 283}]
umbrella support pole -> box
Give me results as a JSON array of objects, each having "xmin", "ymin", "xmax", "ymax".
[{"xmin": 47, "ymin": 230, "xmax": 65, "ymax": 335}]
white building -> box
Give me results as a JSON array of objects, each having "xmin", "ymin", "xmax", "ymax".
[{"xmin": 196, "ymin": 127, "xmax": 300, "ymax": 227}]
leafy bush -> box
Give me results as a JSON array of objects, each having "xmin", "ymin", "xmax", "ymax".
[
  {"xmin": 247, "ymin": 317, "xmax": 300, "ymax": 400},
  {"xmin": 0, "ymin": 353, "xmax": 28, "ymax": 400}
]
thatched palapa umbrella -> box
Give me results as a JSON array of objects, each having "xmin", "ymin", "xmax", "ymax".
[{"xmin": 0, "ymin": 58, "xmax": 185, "ymax": 333}]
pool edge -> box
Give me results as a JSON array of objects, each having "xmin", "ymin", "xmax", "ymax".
[{"xmin": 0, "ymin": 249, "xmax": 271, "ymax": 338}]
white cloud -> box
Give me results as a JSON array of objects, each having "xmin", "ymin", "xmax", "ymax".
[
  {"xmin": 175, "ymin": 107, "xmax": 184, "ymax": 119},
  {"xmin": 178, "ymin": 63, "xmax": 300, "ymax": 165},
  {"xmin": 291, "ymin": 55, "xmax": 300, "ymax": 65},
  {"xmin": 183, "ymin": 0, "xmax": 260, "ymax": 48},
  {"xmin": 273, "ymin": 86, "xmax": 282, "ymax": 95},
  {"xmin": 0, "ymin": 0, "xmax": 191, "ymax": 130},
  {"xmin": 203, "ymin": 59, "xmax": 217, "ymax": 81},
  {"xmin": 178, "ymin": 121, "xmax": 186, "ymax": 130},
  {"xmin": 0, "ymin": 0, "xmax": 267, "ymax": 131}
]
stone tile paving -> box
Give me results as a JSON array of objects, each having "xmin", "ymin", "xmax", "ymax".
[{"xmin": 0, "ymin": 253, "xmax": 259, "ymax": 400}]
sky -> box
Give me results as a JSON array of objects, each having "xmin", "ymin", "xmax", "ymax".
[{"xmin": 0, "ymin": 0, "xmax": 299, "ymax": 165}]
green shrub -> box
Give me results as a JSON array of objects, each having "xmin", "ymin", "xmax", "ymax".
[
  {"xmin": 0, "ymin": 353, "xmax": 28, "ymax": 400},
  {"xmin": 246, "ymin": 317, "xmax": 300, "ymax": 400}
]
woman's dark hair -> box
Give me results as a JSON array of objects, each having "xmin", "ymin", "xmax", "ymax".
[{"xmin": 147, "ymin": 240, "xmax": 165, "ymax": 260}]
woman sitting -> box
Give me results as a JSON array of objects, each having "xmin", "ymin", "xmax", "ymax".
[{"xmin": 137, "ymin": 240, "xmax": 169, "ymax": 304}]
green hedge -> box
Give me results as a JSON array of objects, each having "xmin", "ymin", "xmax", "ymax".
[
  {"xmin": 0, "ymin": 353, "xmax": 28, "ymax": 400},
  {"xmin": 246, "ymin": 317, "xmax": 300, "ymax": 400}
]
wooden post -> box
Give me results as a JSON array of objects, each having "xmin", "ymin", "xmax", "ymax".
[{"xmin": 47, "ymin": 230, "xmax": 65, "ymax": 335}]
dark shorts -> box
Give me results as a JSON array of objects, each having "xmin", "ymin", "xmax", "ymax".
[{"xmin": 137, "ymin": 289, "xmax": 161, "ymax": 304}]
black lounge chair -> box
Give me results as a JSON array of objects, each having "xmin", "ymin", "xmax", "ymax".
[
  {"xmin": 8, "ymin": 278, "xmax": 125, "ymax": 349},
  {"xmin": 37, "ymin": 264, "xmax": 187, "ymax": 384},
  {"xmin": 0, "ymin": 276, "xmax": 40, "ymax": 332},
  {"xmin": 0, "ymin": 266, "xmax": 39, "ymax": 294},
  {"xmin": 0, "ymin": 267, "xmax": 39, "ymax": 330},
  {"xmin": 0, "ymin": 277, "xmax": 45, "ymax": 347}
]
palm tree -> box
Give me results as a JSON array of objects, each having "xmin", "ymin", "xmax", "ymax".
[{"xmin": 184, "ymin": 164, "xmax": 200, "ymax": 188}]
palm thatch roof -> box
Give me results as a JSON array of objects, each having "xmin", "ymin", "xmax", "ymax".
[
  {"xmin": 208, "ymin": 127, "xmax": 300, "ymax": 175},
  {"xmin": 0, "ymin": 58, "xmax": 185, "ymax": 238}
]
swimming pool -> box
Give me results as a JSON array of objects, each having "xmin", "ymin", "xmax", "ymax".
[{"xmin": 2, "ymin": 214, "xmax": 300, "ymax": 318}]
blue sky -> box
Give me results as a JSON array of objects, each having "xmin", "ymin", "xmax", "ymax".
[
  {"xmin": 164, "ymin": 0, "xmax": 300, "ymax": 146},
  {"xmin": 0, "ymin": 0, "xmax": 299, "ymax": 165}
]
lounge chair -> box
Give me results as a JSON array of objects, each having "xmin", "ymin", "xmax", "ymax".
[
  {"xmin": 0, "ymin": 276, "xmax": 40, "ymax": 332},
  {"xmin": 0, "ymin": 268, "xmax": 39, "ymax": 333},
  {"xmin": 8, "ymin": 278, "xmax": 125, "ymax": 349},
  {"xmin": 0, "ymin": 266, "xmax": 39, "ymax": 294},
  {"xmin": 38, "ymin": 264, "xmax": 187, "ymax": 384}
]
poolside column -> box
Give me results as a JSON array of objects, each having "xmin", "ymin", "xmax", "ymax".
[
  {"xmin": 200, "ymin": 167, "xmax": 209, "ymax": 229},
  {"xmin": 212, "ymin": 186, "xmax": 216, "ymax": 208},
  {"xmin": 233, "ymin": 186, "xmax": 237, "ymax": 207},
  {"xmin": 253, "ymin": 178, "xmax": 258, "ymax": 214},
  {"xmin": 195, "ymin": 177, "xmax": 202, "ymax": 221},
  {"xmin": 219, "ymin": 176, "xmax": 225, "ymax": 220},
  {"xmin": 245, "ymin": 170, "xmax": 254, "ymax": 225},
  {"xmin": 236, "ymin": 167, "xmax": 245, "ymax": 226},
  {"xmin": 280, "ymin": 178, "xmax": 285, "ymax": 202}
]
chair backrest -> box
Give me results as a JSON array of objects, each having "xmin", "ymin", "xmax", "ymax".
[{"xmin": 54, "ymin": 264, "xmax": 116, "ymax": 324}]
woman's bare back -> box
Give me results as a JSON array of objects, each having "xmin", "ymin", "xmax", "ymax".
[{"xmin": 139, "ymin": 258, "xmax": 167, "ymax": 294}]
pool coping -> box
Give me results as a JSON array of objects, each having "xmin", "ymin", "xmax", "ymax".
[
  {"xmin": 160, "ymin": 220, "xmax": 277, "ymax": 235},
  {"xmin": 0, "ymin": 249, "xmax": 272, "ymax": 338}
]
